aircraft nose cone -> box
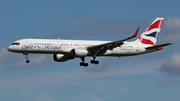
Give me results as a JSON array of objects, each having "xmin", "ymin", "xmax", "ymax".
[{"xmin": 7, "ymin": 46, "xmax": 13, "ymax": 51}]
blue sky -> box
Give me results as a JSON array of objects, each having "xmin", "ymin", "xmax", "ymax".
[{"xmin": 1, "ymin": 0, "xmax": 180, "ymax": 101}]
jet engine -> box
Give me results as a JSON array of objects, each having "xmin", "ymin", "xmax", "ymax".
[
  {"xmin": 71, "ymin": 48, "xmax": 89, "ymax": 57},
  {"xmin": 53, "ymin": 54, "xmax": 74, "ymax": 62}
]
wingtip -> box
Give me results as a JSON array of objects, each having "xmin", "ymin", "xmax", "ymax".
[
  {"xmin": 133, "ymin": 27, "xmax": 140, "ymax": 37},
  {"xmin": 168, "ymin": 42, "xmax": 173, "ymax": 45}
]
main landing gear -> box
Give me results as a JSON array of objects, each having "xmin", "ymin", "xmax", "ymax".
[
  {"xmin": 79, "ymin": 57, "xmax": 99, "ymax": 67},
  {"xmin": 80, "ymin": 57, "xmax": 88, "ymax": 67},
  {"xmin": 90, "ymin": 56, "xmax": 99, "ymax": 65},
  {"xmin": 23, "ymin": 53, "xmax": 30, "ymax": 63}
]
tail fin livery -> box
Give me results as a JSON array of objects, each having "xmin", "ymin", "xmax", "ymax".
[{"xmin": 138, "ymin": 18, "xmax": 164, "ymax": 46}]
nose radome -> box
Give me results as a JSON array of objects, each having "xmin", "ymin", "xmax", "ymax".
[{"xmin": 7, "ymin": 46, "xmax": 13, "ymax": 51}]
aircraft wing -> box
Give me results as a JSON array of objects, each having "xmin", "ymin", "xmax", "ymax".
[
  {"xmin": 145, "ymin": 43, "xmax": 173, "ymax": 50},
  {"xmin": 87, "ymin": 27, "xmax": 140, "ymax": 56}
]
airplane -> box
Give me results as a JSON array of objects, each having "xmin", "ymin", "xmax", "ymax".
[{"xmin": 8, "ymin": 18, "xmax": 172, "ymax": 67}]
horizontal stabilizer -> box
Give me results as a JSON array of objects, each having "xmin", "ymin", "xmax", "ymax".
[{"xmin": 145, "ymin": 43, "xmax": 173, "ymax": 50}]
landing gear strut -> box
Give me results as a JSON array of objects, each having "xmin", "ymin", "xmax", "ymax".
[
  {"xmin": 80, "ymin": 57, "xmax": 88, "ymax": 67},
  {"xmin": 24, "ymin": 53, "xmax": 30, "ymax": 63}
]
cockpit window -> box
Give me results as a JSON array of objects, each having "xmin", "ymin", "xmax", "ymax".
[{"xmin": 12, "ymin": 43, "xmax": 20, "ymax": 45}]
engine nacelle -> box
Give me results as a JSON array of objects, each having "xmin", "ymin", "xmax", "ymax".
[
  {"xmin": 72, "ymin": 48, "xmax": 89, "ymax": 57},
  {"xmin": 53, "ymin": 54, "xmax": 74, "ymax": 62}
]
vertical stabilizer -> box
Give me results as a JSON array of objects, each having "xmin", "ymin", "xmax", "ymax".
[{"xmin": 137, "ymin": 18, "xmax": 164, "ymax": 46}]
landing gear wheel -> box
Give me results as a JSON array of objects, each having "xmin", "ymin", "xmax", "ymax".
[
  {"xmin": 80, "ymin": 62, "xmax": 84, "ymax": 66},
  {"xmin": 80, "ymin": 62, "xmax": 88, "ymax": 67},
  {"xmin": 84, "ymin": 63, "xmax": 88, "ymax": 67},
  {"xmin": 90, "ymin": 60, "xmax": 99, "ymax": 65},
  {"xmin": 90, "ymin": 60, "xmax": 95, "ymax": 64},
  {"xmin": 94, "ymin": 60, "xmax": 99, "ymax": 65},
  {"xmin": 26, "ymin": 60, "xmax": 30, "ymax": 63}
]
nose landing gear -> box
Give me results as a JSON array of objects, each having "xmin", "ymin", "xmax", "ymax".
[
  {"xmin": 26, "ymin": 60, "xmax": 30, "ymax": 63},
  {"xmin": 24, "ymin": 53, "xmax": 30, "ymax": 63}
]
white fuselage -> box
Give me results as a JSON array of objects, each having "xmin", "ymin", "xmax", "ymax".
[{"xmin": 8, "ymin": 39, "xmax": 150, "ymax": 57}]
